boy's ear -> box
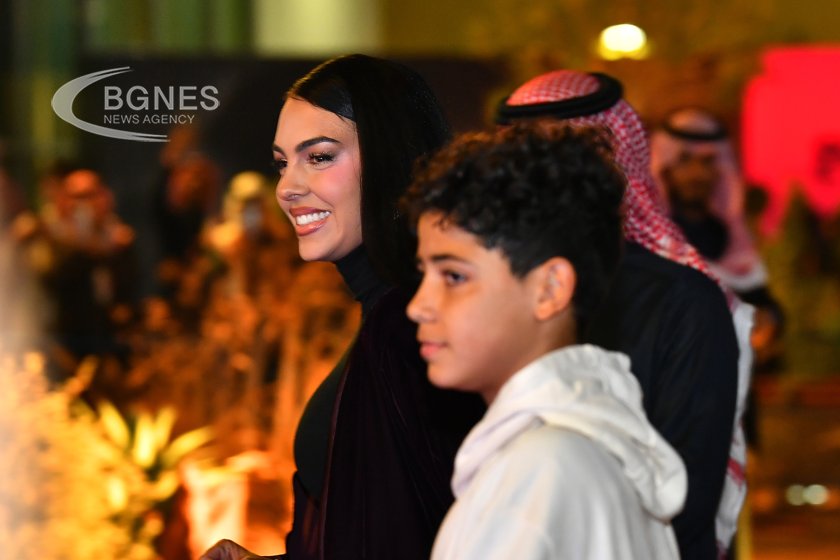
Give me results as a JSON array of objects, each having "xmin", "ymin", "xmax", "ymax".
[{"xmin": 533, "ymin": 257, "xmax": 575, "ymax": 321}]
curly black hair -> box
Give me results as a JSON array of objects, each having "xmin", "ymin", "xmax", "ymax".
[{"xmin": 402, "ymin": 124, "xmax": 626, "ymax": 328}]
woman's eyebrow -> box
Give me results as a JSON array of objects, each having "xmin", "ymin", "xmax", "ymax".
[
  {"xmin": 272, "ymin": 136, "xmax": 341, "ymax": 156},
  {"xmin": 296, "ymin": 136, "xmax": 341, "ymax": 152}
]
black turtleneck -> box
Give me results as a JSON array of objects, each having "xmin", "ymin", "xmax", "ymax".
[
  {"xmin": 335, "ymin": 245, "xmax": 391, "ymax": 318},
  {"xmin": 293, "ymin": 245, "xmax": 391, "ymax": 500}
]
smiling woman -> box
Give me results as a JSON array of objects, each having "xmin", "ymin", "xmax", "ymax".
[
  {"xmin": 200, "ymin": 54, "xmax": 484, "ymax": 560},
  {"xmin": 273, "ymin": 98, "xmax": 363, "ymax": 263}
]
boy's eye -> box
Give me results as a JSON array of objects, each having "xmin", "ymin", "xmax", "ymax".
[
  {"xmin": 271, "ymin": 159, "xmax": 287, "ymax": 176},
  {"xmin": 443, "ymin": 270, "xmax": 467, "ymax": 286}
]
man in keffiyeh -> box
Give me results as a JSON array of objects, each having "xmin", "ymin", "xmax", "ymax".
[
  {"xmin": 496, "ymin": 71, "xmax": 754, "ymax": 560},
  {"xmin": 651, "ymin": 107, "xmax": 784, "ymax": 373}
]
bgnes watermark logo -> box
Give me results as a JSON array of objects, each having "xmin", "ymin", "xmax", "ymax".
[{"xmin": 51, "ymin": 67, "xmax": 220, "ymax": 142}]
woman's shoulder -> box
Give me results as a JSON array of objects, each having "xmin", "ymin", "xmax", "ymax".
[{"xmin": 351, "ymin": 286, "xmax": 422, "ymax": 370}]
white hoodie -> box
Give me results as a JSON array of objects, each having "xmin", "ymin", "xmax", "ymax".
[{"xmin": 431, "ymin": 344, "xmax": 687, "ymax": 560}]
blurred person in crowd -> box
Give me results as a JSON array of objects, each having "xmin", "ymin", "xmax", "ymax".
[
  {"xmin": 0, "ymin": 143, "xmax": 45, "ymax": 353},
  {"xmin": 651, "ymin": 107, "xmax": 785, "ymax": 373},
  {"xmin": 201, "ymin": 54, "xmax": 484, "ymax": 560},
  {"xmin": 10, "ymin": 159, "xmax": 77, "ymax": 241},
  {"xmin": 270, "ymin": 260, "xmax": 360, "ymax": 471},
  {"xmin": 7, "ymin": 160, "xmax": 78, "ymax": 356},
  {"xmin": 496, "ymin": 70, "xmax": 751, "ymax": 560},
  {"xmin": 193, "ymin": 171, "xmax": 302, "ymax": 437},
  {"xmin": 205, "ymin": 170, "xmax": 298, "ymax": 302},
  {"xmin": 12, "ymin": 167, "xmax": 138, "ymax": 370},
  {"xmin": 152, "ymin": 122, "xmax": 222, "ymax": 308}
]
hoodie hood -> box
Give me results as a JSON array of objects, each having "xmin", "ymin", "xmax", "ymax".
[{"xmin": 451, "ymin": 344, "xmax": 687, "ymax": 521}]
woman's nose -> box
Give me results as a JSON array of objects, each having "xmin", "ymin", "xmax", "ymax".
[{"xmin": 276, "ymin": 166, "xmax": 308, "ymax": 202}]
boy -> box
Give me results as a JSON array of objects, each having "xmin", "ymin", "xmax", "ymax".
[
  {"xmin": 496, "ymin": 71, "xmax": 744, "ymax": 559},
  {"xmin": 403, "ymin": 125, "xmax": 687, "ymax": 559}
]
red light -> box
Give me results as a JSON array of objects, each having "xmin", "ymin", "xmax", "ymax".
[{"xmin": 742, "ymin": 47, "xmax": 840, "ymax": 235}]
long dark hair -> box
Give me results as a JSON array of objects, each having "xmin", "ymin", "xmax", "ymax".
[{"xmin": 286, "ymin": 54, "xmax": 451, "ymax": 288}]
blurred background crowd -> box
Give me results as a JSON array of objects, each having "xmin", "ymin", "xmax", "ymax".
[{"xmin": 2, "ymin": 1, "xmax": 840, "ymax": 559}]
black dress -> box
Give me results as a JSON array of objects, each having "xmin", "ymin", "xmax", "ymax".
[
  {"xmin": 587, "ymin": 241, "xmax": 739, "ymax": 560},
  {"xmin": 283, "ymin": 246, "xmax": 485, "ymax": 560}
]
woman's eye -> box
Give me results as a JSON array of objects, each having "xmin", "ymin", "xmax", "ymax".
[
  {"xmin": 309, "ymin": 152, "xmax": 335, "ymax": 165},
  {"xmin": 271, "ymin": 159, "xmax": 287, "ymax": 176}
]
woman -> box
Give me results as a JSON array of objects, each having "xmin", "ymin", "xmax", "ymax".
[{"xmin": 201, "ymin": 54, "xmax": 483, "ymax": 560}]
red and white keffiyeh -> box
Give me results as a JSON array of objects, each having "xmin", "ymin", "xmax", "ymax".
[{"xmin": 504, "ymin": 70, "xmax": 754, "ymax": 557}]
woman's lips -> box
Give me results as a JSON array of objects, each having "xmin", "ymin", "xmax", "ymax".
[{"xmin": 290, "ymin": 208, "xmax": 331, "ymax": 236}]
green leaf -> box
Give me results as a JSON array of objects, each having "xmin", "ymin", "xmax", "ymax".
[
  {"xmin": 159, "ymin": 427, "xmax": 214, "ymax": 469},
  {"xmin": 97, "ymin": 400, "xmax": 130, "ymax": 450}
]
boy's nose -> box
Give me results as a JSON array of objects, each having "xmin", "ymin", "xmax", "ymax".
[{"xmin": 406, "ymin": 283, "xmax": 434, "ymax": 324}]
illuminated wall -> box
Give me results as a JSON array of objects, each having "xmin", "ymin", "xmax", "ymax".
[{"xmin": 252, "ymin": 0, "xmax": 383, "ymax": 56}]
